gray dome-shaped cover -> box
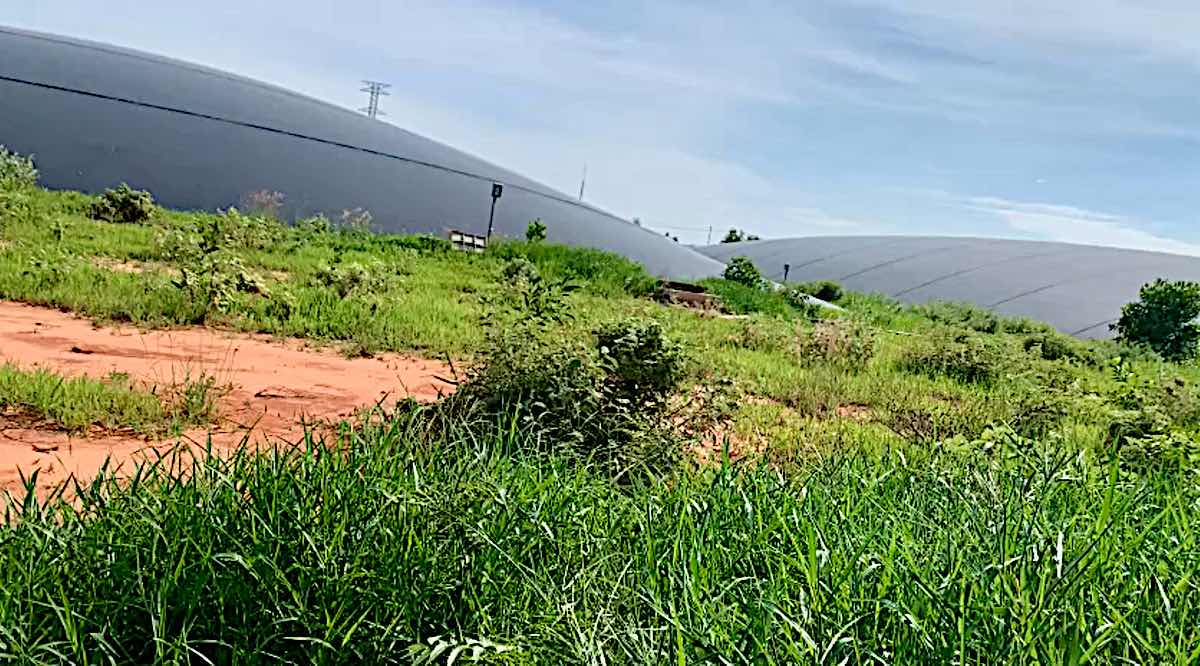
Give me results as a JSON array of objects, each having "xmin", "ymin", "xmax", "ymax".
[
  {"xmin": 0, "ymin": 26, "xmax": 723, "ymax": 279},
  {"xmin": 700, "ymin": 236, "xmax": 1200, "ymax": 338}
]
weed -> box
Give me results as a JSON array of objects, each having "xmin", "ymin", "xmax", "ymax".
[
  {"xmin": 525, "ymin": 218, "xmax": 547, "ymax": 242},
  {"xmin": 88, "ymin": 183, "xmax": 156, "ymax": 224},
  {"xmin": 159, "ymin": 219, "xmax": 268, "ymax": 321},
  {"xmin": 795, "ymin": 318, "xmax": 876, "ymax": 370}
]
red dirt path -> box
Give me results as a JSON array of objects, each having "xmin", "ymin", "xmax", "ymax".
[{"xmin": 0, "ymin": 302, "xmax": 453, "ymax": 495}]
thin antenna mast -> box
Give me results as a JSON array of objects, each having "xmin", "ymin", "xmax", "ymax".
[{"xmin": 578, "ymin": 164, "xmax": 587, "ymax": 201}]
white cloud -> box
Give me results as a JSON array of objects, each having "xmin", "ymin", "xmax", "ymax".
[
  {"xmin": 965, "ymin": 196, "xmax": 1200, "ymax": 256},
  {"xmin": 864, "ymin": 0, "xmax": 1200, "ymax": 67}
]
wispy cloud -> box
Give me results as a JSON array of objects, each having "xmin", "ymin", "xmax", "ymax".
[{"xmin": 965, "ymin": 196, "xmax": 1200, "ymax": 256}]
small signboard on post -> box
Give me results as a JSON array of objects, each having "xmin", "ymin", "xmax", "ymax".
[{"xmin": 449, "ymin": 229, "xmax": 487, "ymax": 253}]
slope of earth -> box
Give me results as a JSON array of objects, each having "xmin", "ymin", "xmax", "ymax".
[{"xmin": 0, "ymin": 301, "xmax": 451, "ymax": 494}]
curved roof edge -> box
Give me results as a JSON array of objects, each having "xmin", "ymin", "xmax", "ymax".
[
  {"xmin": 0, "ymin": 25, "xmax": 724, "ymax": 279},
  {"xmin": 700, "ymin": 236, "xmax": 1200, "ymax": 338}
]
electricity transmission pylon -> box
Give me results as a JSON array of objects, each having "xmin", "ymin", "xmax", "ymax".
[{"xmin": 359, "ymin": 80, "xmax": 391, "ymax": 119}]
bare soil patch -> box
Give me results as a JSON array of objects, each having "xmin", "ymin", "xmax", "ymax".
[{"xmin": 0, "ymin": 301, "xmax": 452, "ymax": 495}]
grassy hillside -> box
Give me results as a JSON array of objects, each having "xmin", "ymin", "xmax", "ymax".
[{"xmin": 3, "ymin": 172, "xmax": 1200, "ymax": 662}]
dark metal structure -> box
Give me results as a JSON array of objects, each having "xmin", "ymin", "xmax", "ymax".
[
  {"xmin": 0, "ymin": 26, "xmax": 723, "ymax": 279},
  {"xmin": 700, "ymin": 236, "xmax": 1200, "ymax": 338}
]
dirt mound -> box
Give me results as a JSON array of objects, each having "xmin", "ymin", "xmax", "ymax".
[{"xmin": 0, "ymin": 301, "xmax": 453, "ymax": 496}]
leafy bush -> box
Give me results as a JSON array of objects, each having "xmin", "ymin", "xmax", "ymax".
[
  {"xmin": 451, "ymin": 284, "xmax": 684, "ymax": 477},
  {"xmin": 500, "ymin": 256, "xmax": 540, "ymax": 284},
  {"xmin": 795, "ymin": 319, "xmax": 877, "ymax": 370},
  {"xmin": 1023, "ymin": 331, "xmax": 1089, "ymax": 362},
  {"xmin": 525, "ymin": 218, "xmax": 547, "ymax": 242},
  {"xmin": 595, "ymin": 318, "xmax": 684, "ymax": 409},
  {"xmin": 89, "ymin": 184, "xmax": 156, "ymax": 224},
  {"xmin": 1104, "ymin": 363, "xmax": 1200, "ymax": 471},
  {"xmin": 216, "ymin": 208, "xmax": 286, "ymax": 250},
  {"xmin": 794, "ymin": 280, "xmax": 843, "ymax": 303},
  {"xmin": 311, "ymin": 260, "xmax": 396, "ymax": 298},
  {"xmin": 158, "ymin": 218, "xmax": 268, "ymax": 321},
  {"xmin": 0, "ymin": 145, "xmax": 37, "ymax": 189},
  {"xmin": 723, "ymin": 256, "xmax": 763, "ymax": 288},
  {"xmin": 898, "ymin": 327, "xmax": 1009, "ymax": 384},
  {"xmin": 1112, "ymin": 279, "xmax": 1200, "ymax": 362}
]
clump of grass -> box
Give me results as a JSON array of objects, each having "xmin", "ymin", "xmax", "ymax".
[
  {"xmin": 0, "ymin": 364, "xmax": 167, "ymax": 432},
  {"xmin": 0, "ymin": 364, "xmax": 224, "ymax": 435},
  {"xmin": 794, "ymin": 318, "xmax": 876, "ymax": 369}
]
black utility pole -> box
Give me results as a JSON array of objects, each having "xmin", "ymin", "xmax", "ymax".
[{"xmin": 486, "ymin": 183, "xmax": 504, "ymax": 240}]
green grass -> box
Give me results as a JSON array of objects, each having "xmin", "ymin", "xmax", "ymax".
[
  {"xmin": 0, "ymin": 364, "xmax": 217, "ymax": 434},
  {"xmin": 1, "ymin": 412, "xmax": 1196, "ymax": 663},
  {"xmin": 5, "ymin": 179, "xmax": 1200, "ymax": 662}
]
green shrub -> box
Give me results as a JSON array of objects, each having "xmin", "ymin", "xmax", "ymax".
[
  {"xmin": 0, "ymin": 145, "xmax": 37, "ymax": 189},
  {"xmin": 451, "ymin": 308, "xmax": 683, "ymax": 477},
  {"xmin": 1023, "ymin": 331, "xmax": 1088, "ymax": 362},
  {"xmin": 89, "ymin": 184, "xmax": 156, "ymax": 224},
  {"xmin": 1112, "ymin": 279, "xmax": 1200, "ymax": 362},
  {"xmin": 500, "ymin": 257, "xmax": 540, "ymax": 284},
  {"xmin": 723, "ymin": 256, "xmax": 763, "ymax": 288},
  {"xmin": 898, "ymin": 327, "xmax": 1009, "ymax": 384},
  {"xmin": 525, "ymin": 218, "xmax": 547, "ymax": 242},
  {"xmin": 158, "ymin": 218, "xmax": 268, "ymax": 321},
  {"xmin": 795, "ymin": 319, "xmax": 876, "ymax": 370},
  {"xmin": 596, "ymin": 318, "xmax": 685, "ymax": 408},
  {"xmin": 310, "ymin": 260, "xmax": 396, "ymax": 298},
  {"xmin": 216, "ymin": 208, "xmax": 286, "ymax": 250},
  {"xmin": 795, "ymin": 280, "xmax": 844, "ymax": 303}
]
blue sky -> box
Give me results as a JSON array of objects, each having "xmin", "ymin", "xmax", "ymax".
[{"xmin": 6, "ymin": 0, "xmax": 1199, "ymax": 250}]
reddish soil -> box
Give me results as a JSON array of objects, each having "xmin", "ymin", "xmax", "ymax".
[{"xmin": 0, "ymin": 301, "xmax": 453, "ymax": 496}]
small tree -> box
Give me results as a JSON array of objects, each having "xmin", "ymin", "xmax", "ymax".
[
  {"xmin": 721, "ymin": 228, "xmax": 760, "ymax": 243},
  {"xmin": 1112, "ymin": 279, "xmax": 1200, "ymax": 361},
  {"xmin": 526, "ymin": 218, "xmax": 547, "ymax": 242},
  {"xmin": 723, "ymin": 256, "xmax": 763, "ymax": 288}
]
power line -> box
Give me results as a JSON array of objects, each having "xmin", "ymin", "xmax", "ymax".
[{"xmin": 359, "ymin": 80, "xmax": 390, "ymax": 119}]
